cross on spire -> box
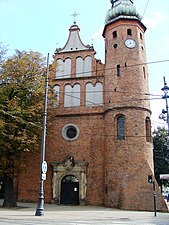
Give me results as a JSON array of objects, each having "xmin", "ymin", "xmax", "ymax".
[{"xmin": 71, "ymin": 11, "xmax": 80, "ymax": 24}]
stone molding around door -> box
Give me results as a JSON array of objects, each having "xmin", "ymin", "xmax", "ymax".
[{"xmin": 51, "ymin": 155, "xmax": 88, "ymax": 206}]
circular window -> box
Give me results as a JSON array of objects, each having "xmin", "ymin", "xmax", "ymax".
[{"xmin": 62, "ymin": 124, "xmax": 80, "ymax": 141}]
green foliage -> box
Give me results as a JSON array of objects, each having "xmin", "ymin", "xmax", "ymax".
[
  {"xmin": 0, "ymin": 49, "xmax": 47, "ymax": 177},
  {"xmin": 153, "ymin": 126, "xmax": 169, "ymax": 185},
  {"xmin": 0, "ymin": 42, "xmax": 8, "ymax": 68}
]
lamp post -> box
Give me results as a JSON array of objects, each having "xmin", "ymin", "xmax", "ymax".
[
  {"xmin": 159, "ymin": 76, "xmax": 169, "ymax": 150},
  {"xmin": 35, "ymin": 53, "xmax": 49, "ymax": 216}
]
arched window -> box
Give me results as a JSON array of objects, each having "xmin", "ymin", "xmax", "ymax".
[
  {"xmin": 53, "ymin": 85, "xmax": 60, "ymax": 107},
  {"xmin": 127, "ymin": 29, "xmax": 132, "ymax": 36},
  {"xmin": 76, "ymin": 56, "xmax": 92, "ymax": 77},
  {"xmin": 117, "ymin": 65, "xmax": 121, "ymax": 77},
  {"xmin": 113, "ymin": 31, "xmax": 117, "ymax": 38},
  {"xmin": 140, "ymin": 33, "xmax": 143, "ymax": 40},
  {"xmin": 56, "ymin": 58, "xmax": 71, "ymax": 79},
  {"xmin": 143, "ymin": 67, "xmax": 146, "ymax": 79},
  {"xmin": 62, "ymin": 175, "xmax": 78, "ymax": 183},
  {"xmin": 56, "ymin": 59, "xmax": 64, "ymax": 78},
  {"xmin": 146, "ymin": 117, "xmax": 152, "ymax": 142},
  {"xmin": 76, "ymin": 57, "xmax": 83, "ymax": 77},
  {"xmin": 84, "ymin": 56, "xmax": 92, "ymax": 77},
  {"xmin": 64, "ymin": 58, "xmax": 71, "ymax": 78},
  {"xmin": 64, "ymin": 84, "xmax": 81, "ymax": 107},
  {"xmin": 86, "ymin": 82, "xmax": 103, "ymax": 106},
  {"xmin": 117, "ymin": 116, "xmax": 125, "ymax": 140}
]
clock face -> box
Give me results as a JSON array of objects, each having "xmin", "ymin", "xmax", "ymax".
[{"xmin": 125, "ymin": 39, "xmax": 136, "ymax": 49}]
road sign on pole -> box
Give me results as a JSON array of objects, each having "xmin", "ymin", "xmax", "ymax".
[{"xmin": 41, "ymin": 161, "xmax": 47, "ymax": 174}]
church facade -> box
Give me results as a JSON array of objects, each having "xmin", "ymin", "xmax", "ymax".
[{"xmin": 18, "ymin": 0, "xmax": 167, "ymax": 211}]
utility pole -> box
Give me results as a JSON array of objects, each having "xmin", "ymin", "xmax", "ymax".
[
  {"xmin": 159, "ymin": 76, "xmax": 169, "ymax": 150},
  {"xmin": 35, "ymin": 53, "xmax": 49, "ymax": 216}
]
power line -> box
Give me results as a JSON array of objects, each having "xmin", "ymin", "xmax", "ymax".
[
  {"xmin": 51, "ymin": 91, "xmax": 162, "ymax": 109},
  {"xmin": 53, "ymin": 58, "xmax": 169, "ymax": 79},
  {"xmin": 142, "ymin": 0, "xmax": 150, "ymax": 19},
  {"xmin": 63, "ymin": 92, "xmax": 101, "ymax": 107},
  {"xmin": 55, "ymin": 89, "xmax": 162, "ymax": 97},
  {"xmin": 152, "ymin": 120, "xmax": 167, "ymax": 126}
]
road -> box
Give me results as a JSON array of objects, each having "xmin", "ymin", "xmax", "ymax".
[{"xmin": 0, "ymin": 201, "xmax": 169, "ymax": 225}]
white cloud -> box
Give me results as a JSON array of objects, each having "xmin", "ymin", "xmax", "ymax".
[
  {"xmin": 90, "ymin": 26, "xmax": 104, "ymax": 41},
  {"xmin": 143, "ymin": 11, "xmax": 166, "ymax": 28},
  {"xmin": 154, "ymin": 11, "xmax": 165, "ymax": 21},
  {"xmin": 143, "ymin": 17, "xmax": 157, "ymax": 28}
]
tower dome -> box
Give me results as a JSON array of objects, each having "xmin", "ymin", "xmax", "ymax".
[{"xmin": 105, "ymin": 0, "xmax": 141, "ymax": 24}]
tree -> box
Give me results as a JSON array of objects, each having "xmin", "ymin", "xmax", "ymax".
[
  {"xmin": 0, "ymin": 50, "xmax": 47, "ymax": 207},
  {"xmin": 0, "ymin": 42, "xmax": 7, "ymax": 68},
  {"xmin": 153, "ymin": 126, "xmax": 169, "ymax": 185}
]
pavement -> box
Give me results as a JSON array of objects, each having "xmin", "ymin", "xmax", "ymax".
[{"xmin": 0, "ymin": 200, "xmax": 169, "ymax": 225}]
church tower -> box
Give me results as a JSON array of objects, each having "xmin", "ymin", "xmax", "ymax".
[{"xmin": 102, "ymin": 0, "xmax": 166, "ymax": 211}]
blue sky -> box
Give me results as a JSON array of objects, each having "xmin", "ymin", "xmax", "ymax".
[{"xmin": 0, "ymin": 0, "xmax": 169, "ymax": 129}]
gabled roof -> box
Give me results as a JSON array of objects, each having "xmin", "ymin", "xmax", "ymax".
[{"xmin": 55, "ymin": 23, "xmax": 93, "ymax": 53}]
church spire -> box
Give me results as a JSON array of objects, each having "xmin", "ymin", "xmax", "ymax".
[{"xmin": 105, "ymin": 0, "xmax": 141, "ymax": 24}]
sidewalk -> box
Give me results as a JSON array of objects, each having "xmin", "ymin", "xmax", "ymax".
[{"xmin": 0, "ymin": 200, "xmax": 169, "ymax": 225}]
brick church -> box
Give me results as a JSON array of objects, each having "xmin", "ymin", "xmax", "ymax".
[{"xmin": 18, "ymin": 0, "xmax": 167, "ymax": 211}]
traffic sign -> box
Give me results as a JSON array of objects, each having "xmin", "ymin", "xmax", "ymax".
[
  {"xmin": 160, "ymin": 174, "xmax": 169, "ymax": 180},
  {"xmin": 41, "ymin": 161, "xmax": 47, "ymax": 174},
  {"xmin": 42, "ymin": 173, "xmax": 46, "ymax": 180}
]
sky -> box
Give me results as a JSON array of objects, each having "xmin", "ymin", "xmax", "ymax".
[{"xmin": 0, "ymin": 0, "xmax": 169, "ymax": 130}]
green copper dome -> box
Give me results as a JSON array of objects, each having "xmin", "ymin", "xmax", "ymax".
[{"xmin": 105, "ymin": 0, "xmax": 142, "ymax": 24}]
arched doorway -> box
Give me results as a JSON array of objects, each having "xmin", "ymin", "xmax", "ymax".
[{"xmin": 60, "ymin": 175, "xmax": 79, "ymax": 205}]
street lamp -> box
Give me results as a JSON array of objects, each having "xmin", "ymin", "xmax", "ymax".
[
  {"xmin": 159, "ymin": 76, "xmax": 169, "ymax": 150},
  {"xmin": 35, "ymin": 53, "xmax": 49, "ymax": 216}
]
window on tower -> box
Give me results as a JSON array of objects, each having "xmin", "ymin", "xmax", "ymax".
[
  {"xmin": 143, "ymin": 67, "xmax": 146, "ymax": 79},
  {"xmin": 117, "ymin": 115, "xmax": 125, "ymax": 140},
  {"xmin": 140, "ymin": 33, "xmax": 143, "ymax": 40},
  {"xmin": 113, "ymin": 31, "xmax": 117, "ymax": 39},
  {"xmin": 117, "ymin": 65, "xmax": 121, "ymax": 77},
  {"xmin": 145, "ymin": 117, "xmax": 152, "ymax": 142},
  {"xmin": 127, "ymin": 29, "xmax": 132, "ymax": 36}
]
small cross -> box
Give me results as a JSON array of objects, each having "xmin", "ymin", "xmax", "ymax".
[{"xmin": 71, "ymin": 11, "xmax": 80, "ymax": 24}]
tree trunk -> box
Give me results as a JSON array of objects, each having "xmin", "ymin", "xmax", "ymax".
[{"xmin": 2, "ymin": 174, "xmax": 17, "ymax": 208}]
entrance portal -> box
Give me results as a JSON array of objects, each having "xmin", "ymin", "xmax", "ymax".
[
  {"xmin": 51, "ymin": 156, "xmax": 88, "ymax": 205},
  {"xmin": 60, "ymin": 175, "xmax": 79, "ymax": 205}
]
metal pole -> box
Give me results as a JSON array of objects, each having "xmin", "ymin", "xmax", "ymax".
[
  {"xmin": 35, "ymin": 53, "xmax": 49, "ymax": 216},
  {"xmin": 153, "ymin": 181, "xmax": 157, "ymax": 217},
  {"xmin": 160, "ymin": 77, "xmax": 169, "ymax": 151},
  {"xmin": 163, "ymin": 77, "xmax": 169, "ymax": 149}
]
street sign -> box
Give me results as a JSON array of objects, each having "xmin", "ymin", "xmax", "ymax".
[
  {"xmin": 160, "ymin": 174, "xmax": 169, "ymax": 180},
  {"xmin": 41, "ymin": 161, "xmax": 47, "ymax": 174},
  {"xmin": 42, "ymin": 173, "xmax": 46, "ymax": 181}
]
